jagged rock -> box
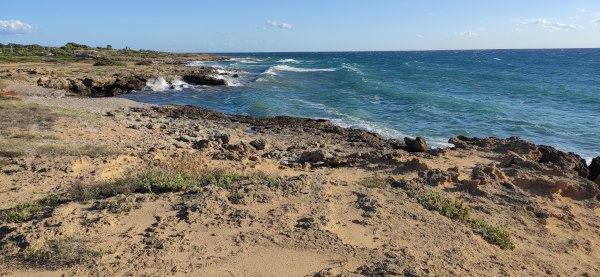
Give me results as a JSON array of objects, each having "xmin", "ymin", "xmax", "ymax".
[
  {"xmin": 589, "ymin": 157, "xmax": 600, "ymax": 184},
  {"xmin": 401, "ymin": 158, "xmax": 429, "ymax": 171},
  {"xmin": 249, "ymin": 139, "xmax": 267, "ymax": 150},
  {"xmin": 182, "ymin": 74, "xmax": 226, "ymax": 86},
  {"xmin": 298, "ymin": 149, "xmax": 333, "ymax": 164},
  {"xmin": 404, "ymin": 137, "xmax": 428, "ymax": 152},
  {"xmin": 462, "ymin": 163, "xmax": 507, "ymax": 189},
  {"xmin": 538, "ymin": 145, "xmax": 589, "ymax": 178},
  {"xmin": 418, "ymin": 169, "xmax": 455, "ymax": 187}
]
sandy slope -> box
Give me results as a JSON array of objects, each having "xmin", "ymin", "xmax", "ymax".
[{"xmin": 0, "ymin": 84, "xmax": 599, "ymax": 276}]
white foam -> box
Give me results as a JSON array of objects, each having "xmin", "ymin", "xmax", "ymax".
[
  {"xmin": 230, "ymin": 57, "xmax": 262, "ymax": 63},
  {"xmin": 145, "ymin": 77, "xmax": 189, "ymax": 91},
  {"xmin": 277, "ymin": 58, "xmax": 299, "ymax": 63},
  {"xmin": 341, "ymin": 63, "xmax": 365, "ymax": 75},
  {"xmin": 269, "ymin": 65, "xmax": 337, "ymax": 73},
  {"xmin": 145, "ymin": 77, "xmax": 170, "ymax": 91},
  {"xmin": 208, "ymin": 74, "xmax": 243, "ymax": 87}
]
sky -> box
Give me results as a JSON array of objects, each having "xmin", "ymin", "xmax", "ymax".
[{"xmin": 1, "ymin": 0, "xmax": 600, "ymax": 52}]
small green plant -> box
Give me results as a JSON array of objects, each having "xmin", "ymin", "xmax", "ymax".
[
  {"xmin": 3, "ymin": 194, "xmax": 64, "ymax": 223},
  {"xmin": 93, "ymin": 59, "xmax": 126, "ymax": 66},
  {"xmin": 23, "ymin": 237, "xmax": 110, "ymax": 268},
  {"xmin": 416, "ymin": 190, "xmax": 469, "ymax": 220},
  {"xmin": 415, "ymin": 190, "xmax": 514, "ymax": 250},
  {"xmin": 69, "ymin": 169, "xmax": 277, "ymax": 201},
  {"xmin": 473, "ymin": 220, "xmax": 514, "ymax": 250}
]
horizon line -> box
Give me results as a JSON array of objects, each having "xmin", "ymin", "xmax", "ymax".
[{"xmin": 199, "ymin": 47, "xmax": 600, "ymax": 55}]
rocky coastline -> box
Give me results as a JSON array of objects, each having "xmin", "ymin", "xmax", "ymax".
[{"xmin": 0, "ymin": 56, "xmax": 599, "ymax": 276}]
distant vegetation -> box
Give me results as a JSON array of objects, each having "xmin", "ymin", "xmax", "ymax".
[{"xmin": 0, "ymin": 42, "xmax": 172, "ymax": 63}]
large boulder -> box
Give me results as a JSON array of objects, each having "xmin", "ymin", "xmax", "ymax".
[
  {"xmin": 182, "ymin": 74, "xmax": 226, "ymax": 86},
  {"xmin": 403, "ymin": 137, "xmax": 428, "ymax": 152},
  {"xmin": 298, "ymin": 149, "xmax": 333, "ymax": 164},
  {"xmin": 588, "ymin": 157, "xmax": 600, "ymax": 184}
]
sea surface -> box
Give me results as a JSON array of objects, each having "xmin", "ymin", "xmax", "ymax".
[{"xmin": 119, "ymin": 49, "xmax": 600, "ymax": 163}]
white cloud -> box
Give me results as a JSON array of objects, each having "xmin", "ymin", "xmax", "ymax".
[
  {"xmin": 416, "ymin": 34, "xmax": 424, "ymax": 39},
  {"xmin": 592, "ymin": 19, "xmax": 600, "ymax": 24},
  {"xmin": 514, "ymin": 27, "xmax": 524, "ymax": 32},
  {"xmin": 0, "ymin": 19, "xmax": 33, "ymax": 34},
  {"xmin": 455, "ymin": 31, "xmax": 478, "ymax": 37},
  {"xmin": 267, "ymin": 19, "xmax": 292, "ymax": 30},
  {"xmin": 577, "ymin": 8, "xmax": 587, "ymax": 13},
  {"xmin": 520, "ymin": 18, "xmax": 582, "ymax": 31}
]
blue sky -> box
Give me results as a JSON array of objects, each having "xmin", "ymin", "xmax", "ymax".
[{"xmin": 1, "ymin": 0, "xmax": 600, "ymax": 52}]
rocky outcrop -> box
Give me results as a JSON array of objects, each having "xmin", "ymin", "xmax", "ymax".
[
  {"xmin": 537, "ymin": 145, "xmax": 589, "ymax": 178},
  {"xmin": 182, "ymin": 74, "xmax": 226, "ymax": 86},
  {"xmin": 38, "ymin": 75, "xmax": 147, "ymax": 97},
  {"xmin": 404, "ymin": 136, "xmax": 428, "ymax": 152}
]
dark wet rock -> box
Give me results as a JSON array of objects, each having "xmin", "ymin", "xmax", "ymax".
[
  {"xmin": 182, "ymin": 74, "xmax": 226, "ymax": 86},
  {"xmin": 404, "ymin": 137, "xmax": 428, "ymax": 152},
  {"xmin": 151, "ymin": 105, "xmax": 225, "ymax": 120},
  {"xmin": 249, "ymin": 139, "xmax": 267, "ymax": 150},
  {"xmin": 588, "ymin": 157, "xmax": 600, "ymax": 183}
]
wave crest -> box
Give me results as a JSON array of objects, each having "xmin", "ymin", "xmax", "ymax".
[{"xmin": 146, "ymin": 77, "xmax": 189, "ymax": 92}]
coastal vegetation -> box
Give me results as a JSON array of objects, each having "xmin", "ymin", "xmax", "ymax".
[
  {"xmin": 417, "ymin": 190, "xmax": 514, "ymax": 250},
  {"xmin": 0, "ymin": 42, "xmax": 172, "ymax": 63}
]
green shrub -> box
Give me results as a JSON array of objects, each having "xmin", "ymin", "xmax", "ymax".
[
  {"xmin": 69, "ymin": 169, "xmax": 275, "ymax": 200},
  {"xmin": 3, "ymin": 194, "xmax": 64, "ymax": 223},
  {"xmin": 473, "ymin": 220, "xmax": 514, "ymax": 250},
  {"xmin": 416, "ymin": 190, "xmax": 469, "ymax": 220},
  {"xmin": 93, "ymin": 59, "xmax": 126, "ymax": 66}
]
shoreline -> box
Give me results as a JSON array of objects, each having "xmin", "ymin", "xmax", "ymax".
[{"xmin": 1, "ymin": 59, "xmax": 600, "ymax": 276}]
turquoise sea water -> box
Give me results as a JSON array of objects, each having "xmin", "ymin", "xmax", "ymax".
[{"xmin": 119, "ymin": 49, "xmax": 600, "ymax": 162}]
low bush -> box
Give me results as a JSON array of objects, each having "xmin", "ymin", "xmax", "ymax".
[
  {"xmin": 416, "ymin": 190, "xmax": 469, "ymax": 220},
  {"xmin": 93, "ymin": 59, "xmax": 126, "ymax": 66},
  {"xmin": 473, "ymin": 220, "xmax": 514, "ymax": 250},
  {"xmin": 3, "ymin": 194, "xmax": 64, "ymax": 223},
  {"xmin": 416, "ymin": 190, "xmax": 514, "ymax": 250}
]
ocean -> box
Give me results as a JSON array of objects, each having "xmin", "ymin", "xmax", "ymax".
[{"xmin": 118, "ymin": 49, "xmax": 600, "ymax": 163}]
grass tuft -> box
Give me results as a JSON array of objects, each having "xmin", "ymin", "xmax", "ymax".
[
  {"xmin": 416, "ymin": 190, "xmax": 514, "ymax": 250},
  {"xmin": 23, "ymin": 237, "xmax": 111, "ymax": 268},
  {"xmin": 416, "ymin": 190, "xmax": 469, "ymax": 220},
  {"xmin": 3, "ymin": 194, "xmax": 64, "ymax": 223},
  {"xmin": 473, "ymin": 220, "xmax": 515, "ymax": 250},
  {"xmin": 358, "ymin": 174, "xmax": 390, "ymax": 189}
]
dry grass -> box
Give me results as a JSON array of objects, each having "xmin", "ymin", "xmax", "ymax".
[
  {"xmin": 23, "ymin": 236, "xmax": 111, "ymax": 268},
  {"xmin": 358, "ymin": 174, "xmax": 391, "ymax": 189},
  {"xmin": 0, "ymin": 138, "xmax": 114, "ymax": 158}
]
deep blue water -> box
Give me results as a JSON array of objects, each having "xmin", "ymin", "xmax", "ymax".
[{"xmin": 119, "ymin": 49, "xmax": 600, "ymax": 162}]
